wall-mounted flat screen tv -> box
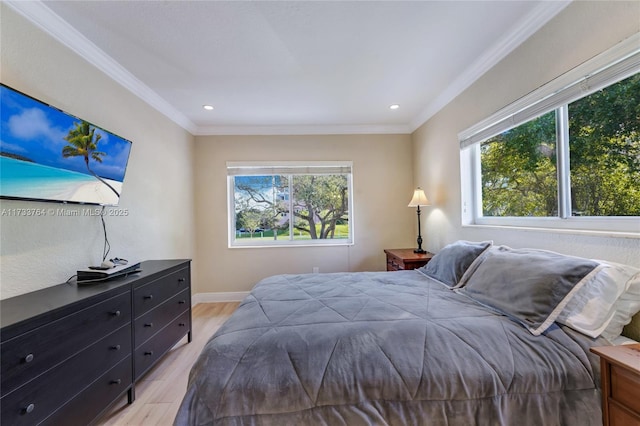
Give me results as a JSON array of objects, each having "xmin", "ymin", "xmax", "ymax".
[{"xmin": 1, "ymin": 83, "xmax": 132, "ymax": 206}]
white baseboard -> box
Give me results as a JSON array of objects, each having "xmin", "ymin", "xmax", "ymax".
[{"xmin": 192, "ymin": 291, "xmax": 249, "ymax": 305}]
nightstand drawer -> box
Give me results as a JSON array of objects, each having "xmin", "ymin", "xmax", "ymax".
[
  {"xmin": 609, "ymin": 402, "xmax": 640, "ymax": 426},
  {"xmin": 611, "ymin": 363, "xmax": 640, "ymax": 414},
  {"xmin": 387, "ymin": 256, "xmax": 403, "ymax": 271}
]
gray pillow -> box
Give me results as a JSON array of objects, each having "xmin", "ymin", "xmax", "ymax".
[
  {"xmin": 418, "ymin": 240, "xmax": 492, "ymax": 287},
  {"xmin": 458, "ymin": 246, "xmax": 601, "ymax": 336}
]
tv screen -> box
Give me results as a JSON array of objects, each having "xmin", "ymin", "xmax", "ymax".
[{"xmin": 0, "ymin": 84, "xmax": 132, "ymax": 206}]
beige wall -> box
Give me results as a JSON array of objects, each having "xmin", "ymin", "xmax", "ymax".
[
  {"xmin": 193, "ymin": 134, "xmax": 415, "ymax": 294},
  {"xmin": 412, "ymin": 1, "xmax": 640, "ymax": 266},
  {"xmin": 0, "ymin": 5, "xmax": 196, "ymax": 299}
]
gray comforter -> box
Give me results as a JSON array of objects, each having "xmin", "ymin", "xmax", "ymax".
[{"xmin": 175, "ymin": 271, "xmax": 606, "ymax": 425}]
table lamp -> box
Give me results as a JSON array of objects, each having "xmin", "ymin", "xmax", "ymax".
[{"xmin": 408, "ymin": 187, "xmax": 430, "ymax": 254}]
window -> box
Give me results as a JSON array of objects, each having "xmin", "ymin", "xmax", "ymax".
[
  {"xmin": 480, "ymin": 111, "xmax": 558, "ymax": 217},
  {"xmin": 460, "ymin": 35, "xmax": 640, "ymax": 234},
  {"xmin": 227, "ymin": 162, "xmax": 353, "ymax": 247},
  {"xmin": 568, "ymin": 78, "xmax": 640, "ymax": 217}
]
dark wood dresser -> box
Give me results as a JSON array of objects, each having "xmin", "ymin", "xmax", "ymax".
[
  {"xmin": 0, "ymin": 259, "xmax": 191, "ymax": 426},
  {"xmin": 384, "ymin": 248, "xmax": 434, "ymax": 271}
]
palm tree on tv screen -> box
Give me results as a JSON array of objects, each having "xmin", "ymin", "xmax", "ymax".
[{"xmin": 62, "ymin": 120, "xmax": 120, "ymax": 198}]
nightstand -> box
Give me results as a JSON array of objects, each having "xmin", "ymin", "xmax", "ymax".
[
  {"xmin": 591, "ymin": 344, "xmax": 640, "ymax": 426},
  {"xmin": 384, "ymin": 249, "xmax": 434, "ymax": 271}
]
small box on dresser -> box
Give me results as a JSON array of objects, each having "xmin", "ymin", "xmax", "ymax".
[{"xmin": 591, "ymin": 344, "xmax": 640, "ymax": 426}]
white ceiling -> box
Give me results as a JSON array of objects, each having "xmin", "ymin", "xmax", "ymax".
[{"xmin": 6, "ymin": 1, "xmax": 570, "ymax": 135}]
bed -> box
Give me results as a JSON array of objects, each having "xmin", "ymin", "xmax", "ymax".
[{"xmin": 175, "ymin": 241, "xmax": 640, "ymax": 426}]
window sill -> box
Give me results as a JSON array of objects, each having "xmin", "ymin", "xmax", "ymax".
[
  {"xmin": 229, "ymin": 241, "xmax": 354, "ymax": 249},
  {"xmin": 462, "ymin": 223, "xmax": 640, "ymax": 239}
]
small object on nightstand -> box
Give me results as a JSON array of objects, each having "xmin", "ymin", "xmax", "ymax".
[
  {"xmin": 590, "ymin": 344, "xmax": 640, "ymax": 426},
  {"xmin": 384, "ymin": 248, "xmax": 434, "ymax": 271}
]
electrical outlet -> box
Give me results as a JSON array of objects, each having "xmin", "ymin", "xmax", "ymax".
[{"xmin": 312, "ymin": 267, "xmax": 319, "ymax": 274}]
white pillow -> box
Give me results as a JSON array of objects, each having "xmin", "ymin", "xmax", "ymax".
[
  {"xmin": 601, "ymin": 270, "xmax": 640, "ymax": 341},
  {"xmin": 556, "ymin": 261, "xmax": 639, "ymax": 338},
  {"xmin": 611, "ymin": 335, "xmax": 639, "ymax": 345}
]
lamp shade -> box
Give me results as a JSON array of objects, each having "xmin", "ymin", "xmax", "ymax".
[{"xmin": 408, "ymin": 187, "xmax": 430, "ymax": 207}]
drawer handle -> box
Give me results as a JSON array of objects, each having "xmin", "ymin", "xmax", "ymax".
[
  {"xmin": 110, "ymin": 310, "xmax": 121, "ymax": 317},
  {"xmin": 144, "ymin": 323, "xmax": 153, "ymax": 328},
  {"xmin": 24, "ymin": 353, "xmax": 34, "ymax": 363},
  {"xmin": 178, "ymin": 278, "xmax": 186, "ymax": 283},
  {"xmin": 110, "ymin": 345, "xmax": 121, "ymax": 351},
  {"xmin": 110, "ymin": 379, "xmax": 122, "ymax": 385},
  {"xmin": 144, "ymin": 351, "xmax": 154, "ymax": 356},
  {"xmin": 23, "ymin": 403, "xmax": 35, "ymax": 414},
  {"xmin": 178, "ymin": 300, "xmax": 186, "ymax": 305},
  {"xmin": 179, "ymin": 322, "xmax": 186, "ymax": 327},
  {"xmin": 144, "ymin": 295, "xmax": 153, "ymax": 300}
]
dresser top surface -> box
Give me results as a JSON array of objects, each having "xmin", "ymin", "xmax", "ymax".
[
  {"xmin": 591, "ymin": 343, "xmax": 640, "ymax": 374},
  {"xmin": 1, "ymin": 259, "xmax": 190, "ymax": 336}
]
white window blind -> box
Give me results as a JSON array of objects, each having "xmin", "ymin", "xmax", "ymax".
[
  {"xmin": 227, "ymin": 161, "xmax": 352, "ymax": 176},
  {"xmin": 459, "ymin": 34, "xmax": 640, "ymax": 149}
]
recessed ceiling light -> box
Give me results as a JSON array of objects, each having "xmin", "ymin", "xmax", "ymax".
[
  {"xmin": 389, "ymin": 104, "xmax": 400, "ymax": 110},
  {"xmin": 203, "ymin": 105, "xmax": 214, "ymax": 111}
]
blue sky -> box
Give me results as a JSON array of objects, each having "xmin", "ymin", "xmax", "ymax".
[{"xmin": 0, "ymin": 85, "xmax": 132, "ymax": 182}]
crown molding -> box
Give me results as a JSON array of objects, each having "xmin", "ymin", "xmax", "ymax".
[
  {"xmin": 409, "ymin": 0, "xmax": 571, "ymax": 132},
  {"xmin": 4, "ymin": 0, "xmax": 198, "ymax": 135},
  {"xmin": 195, "ymin": 124, "xmax": 412, "ymax": 136}
]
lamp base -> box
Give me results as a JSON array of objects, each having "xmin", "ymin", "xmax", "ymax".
[{"xmin": 413, "ymin": 248, "xmax": 426, "ymax": 254}]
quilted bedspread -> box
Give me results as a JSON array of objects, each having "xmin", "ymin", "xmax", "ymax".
[{"xmin": 175, "ymin": 271, "xmax": 606, "ymax": 425}]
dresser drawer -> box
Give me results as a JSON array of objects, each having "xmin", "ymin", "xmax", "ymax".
[
  {"xmin": 134, "ymin": 288, "xmax": 190, "ymax": 346},
  {"xmin": 134, "ymin": 267, "xmax": 190, "ymax": 318},
  {"xmin": 35, "ymin": 355, "xmax": 132, "ymax": 426},
  {"xmin": 611, "ymin": 363, "xmax": 640, "ymax": 414},
  {"xmin": 135, "ymin": 310, "xmax": 190, "ymax": 380},
  {"xmin": 1, "ymin": 291, "xmax": 131, "ymax": 395},
  {"xmin": 0, "ymin": 325, "xmax": 131, "ymax": 426}
]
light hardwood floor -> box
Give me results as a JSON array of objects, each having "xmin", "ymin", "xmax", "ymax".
[{"xmin": 98, "ymin": 302, "xmax": 240, "ymax": 426}]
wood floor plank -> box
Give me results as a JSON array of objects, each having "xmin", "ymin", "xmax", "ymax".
[{"xmin": 97, "ymin": 302, "xmax": 239, "ymax": 425}]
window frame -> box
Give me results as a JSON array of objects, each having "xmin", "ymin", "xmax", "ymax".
[
  {"xmin": 227, "ymin": 161, "xmax": 355, "ymax": 248},
  {"xmin": 459, "ymin": 34, "xmax": 640, "ymax": 237}
]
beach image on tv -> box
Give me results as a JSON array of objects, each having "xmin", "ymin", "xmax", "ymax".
[{"xmin": 1, "ymin": 85, "xmax": 132, "ymax": 205}]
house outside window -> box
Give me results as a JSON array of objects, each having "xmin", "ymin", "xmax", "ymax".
[
  {"xmin": 227, "ymin": 161, "xmax": 353, "ymax": 247},
  {"xmin": 460, "ymin": 35, "xmax": 640, "ymax": 235}
]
